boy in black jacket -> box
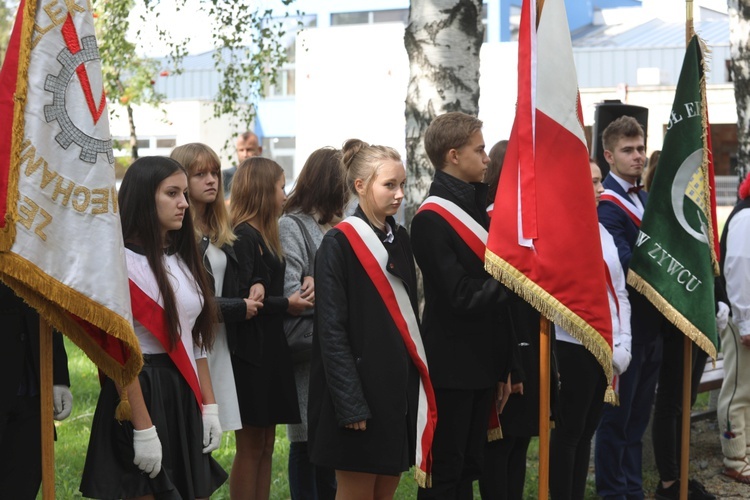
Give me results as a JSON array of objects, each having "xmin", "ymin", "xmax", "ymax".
[{"xmin": 412, "ymin": 112, "xmax": 515, "ymax": 498}]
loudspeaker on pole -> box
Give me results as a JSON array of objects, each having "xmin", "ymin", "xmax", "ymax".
[{"xmin": 591, "ymin": 100, "xmax": 649, "ymax": 178}]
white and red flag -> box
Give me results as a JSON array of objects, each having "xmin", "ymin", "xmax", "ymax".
[
  {"xmin": 484, "ymin": 0, "xmax": 614, "ymax": 389},
  {"xmin": 0, "ymin": 0, "xmax": 141, "ymax": 393}
]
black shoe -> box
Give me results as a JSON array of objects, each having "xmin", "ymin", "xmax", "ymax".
[
  {"xmin": 654, "ymin": 479, "xmax": 716, "ymax": 500},
  {"xmin": 655, "ymin": 481, "xmax": 680, "ymax": 500},
  {"xmin": 687, "ymin": 479, "xmax": 716, "ymax": 500}
]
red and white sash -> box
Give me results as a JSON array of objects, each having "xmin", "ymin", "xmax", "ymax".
[
  {"xmin": 417, "ymin": 196, "xmax": 506, "ymax": 438},
  {"xmin": 337, "ymin": 216, "xmax": 437, "ymax": 488},
  {"xmin": 600, "ymin": 189, "xmax": 643, "ymax": 228},
  {"xmin": 128, "ymin": 279, "xmax": 203, "ymax": 410},
  {"xmin": 418, "ymin": 196, "xmax": 488, "ymax": 261}
]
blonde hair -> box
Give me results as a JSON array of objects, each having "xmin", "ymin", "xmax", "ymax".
[
  {"xmin": 342, "ymin": 138, "xmax": 403, "ymax": 226},
  {"xmin": 171, "ymin": 143, "xmax": 236, "ymax": 247},
  {"xmin": 230, "ymin": 157, "xmax": 285, "ymax": 257}
]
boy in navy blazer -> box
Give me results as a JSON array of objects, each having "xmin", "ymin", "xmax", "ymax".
[{"xmin": 594, "ymin": 116, "xmax": 664, "ymax": 500}]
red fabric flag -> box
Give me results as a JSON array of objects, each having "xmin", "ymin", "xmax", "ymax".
[
  {"xmin": 485, "ymin": 0, "xmax": 614, "ymax": 387},
  {"xmin": 0, "ymin": 0, "xmax": 142, "ymax": 405}
]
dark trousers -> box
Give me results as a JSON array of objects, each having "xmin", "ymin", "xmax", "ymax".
[
  {"xmin": 595, "ymin": 336, "xmax": 663, "ymax": 500},
  {"xmin": 288, "ymin": 441, "xmax": 336, "ymax": 500},
  {"xmin": 478, "ymin": 434, "xmax": 531, "ymax": 500},
  {"xmin": 0, "ymin": 394, "xmax": 43, "ymax": 499},
  {"xmin": 417, "ymin": 387, "xmax": 494, "ymax": 500},
  {"xmin": 652, "ymin": 327, "xmax": 707, "ymax": 483},
  {"xmin": 550, "ymin": 342, "xmax": 607, "ymax": 500}
]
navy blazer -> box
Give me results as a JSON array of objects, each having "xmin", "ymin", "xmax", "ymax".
[
  {"xmin": 597, "ymin": 173, "xmax": 648, "ymax": 272},
  {"xmin": 597, "ymin": 173, "xmax": 661, "ymax": 345}
]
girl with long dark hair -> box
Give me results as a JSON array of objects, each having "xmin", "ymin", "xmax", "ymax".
[{"xmin": 80, "ymin": 156, "xmax": 227, "ymax": 499}]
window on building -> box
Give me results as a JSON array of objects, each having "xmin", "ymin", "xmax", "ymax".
[
  {"xmin": 261, "ymin": 137, "xmax": 296, "ymax": 182},
  {"xmin": 373, "ymin": 9, "xmax": 409, "ymax": 24},
  {"xmin": 156, "ymin": 138, "xmax": 176, "ymax": 148},
  {"xmin": 263, "ymin": 14, "xmax": 316, "ymax": 98},
  {"xmin": 331, "ymin": 8, "xmax": 409, "ymax": 26},
  {"xmin": 112, "ymin": 136, "xmax": 176, "ymax": 157},
  {"xmin": 331, "ymin": 11, "xmax": 369, "ymax": 26}
]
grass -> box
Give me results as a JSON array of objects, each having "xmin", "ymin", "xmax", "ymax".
[{"xmin": 48, "ymin": 339, "xmax": 655, "ymax": 499}]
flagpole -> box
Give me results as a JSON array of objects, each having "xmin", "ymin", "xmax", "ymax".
[
  {"xmin": 40, "ymin": 317, "xmax": 55, "ymax": 499},
  {"xmin": 679, "ymin": 337, "xmax": 691, "ymax": 500},
  {"xmin": 538, "ymin": 316, "xmax": 551, "ymax": 500},
  {"xmin": 677, "ymin": 4, "xmax": 694, "ymax": 500},
  {"xmin": 534, "ymin": 2, "xmax": 549, "ymax": 499}
]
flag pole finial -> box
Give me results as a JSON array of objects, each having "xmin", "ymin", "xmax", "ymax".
[{"xmin": 686, "ymin": 0, "xmax": 694, "ymax": 46}]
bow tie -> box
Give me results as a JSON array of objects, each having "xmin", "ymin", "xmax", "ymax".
[{"xmin": 627, "ymin": 185, "xmax": 643, "ymax": 194}]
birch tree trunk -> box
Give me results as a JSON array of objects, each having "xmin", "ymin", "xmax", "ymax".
[
  {"xmin": 729, "ymin": 0, "xmax": 750, "ymax": 180},
  {"xmin": 404, "ymin": 0, "xmax": 484, "ymax": 226}
]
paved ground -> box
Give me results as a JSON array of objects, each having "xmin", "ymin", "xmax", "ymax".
[{"xmin": 677, "ymin": 419, "xmax": 750, "ymax": 499}]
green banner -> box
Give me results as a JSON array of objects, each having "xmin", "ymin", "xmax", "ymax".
[{"xmin": 627, "ymin": 35, "xmax": 718, "ymax": 358}]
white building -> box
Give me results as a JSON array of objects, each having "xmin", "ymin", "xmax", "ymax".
[{"xmin": 110, "ymin": 0, "xmax": 738, "ymax": 202}]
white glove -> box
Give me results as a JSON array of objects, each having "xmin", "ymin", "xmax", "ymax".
[
  {"xmin": 52, "ymin": 385, "xmax": 73, "ymax": 421},
  {"xmin": 133, "ymin": 426, "xmax": 162, "ymax": 478},
  {"xmin": 202, "ymin": 404, "xmax": 222, "ymax": 453},
  {"xmin": 612, "ymin": 344, "xmax": 632, "ymax": 376},
  {"xmin": 717, "ymin": 301, "xmax": 730, "ymax": 333}
]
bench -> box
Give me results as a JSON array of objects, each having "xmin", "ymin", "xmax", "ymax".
[{"xmin": 690, "ymin": 353, "xmax": 724, "ymax": 422}]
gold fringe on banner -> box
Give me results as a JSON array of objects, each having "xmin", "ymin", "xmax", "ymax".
[
  {"xmin": 115, "ymin": 391, "xmax": 132, "ymax": 422},
  {"xmin": 488, "ymin": 425, "xmax": 504, "ymax": 442},
  {"xmin": 414, "ymin": 468, "xmax": 432, "ymax": 488},
  {"xmin": 695, "ymin": 35, "xmax": 720, "ymax": 277},
  {"xmin": 627, "ymin": 271, "xmax": 717, "ymax": 361},
  {"xmin": 0, "ymin": 254, "xmax": 142, "ymax": 393},
  {"xmin": 604, "ymin": 386, "xmax": 618, "ymax": 405},
  {"xmin": 0, "ymin": 0, "xmax": 38, "ymax": 250},
  {"xmin": 485, "ymin": 250, "xmax": 614, "ymax": 390}
]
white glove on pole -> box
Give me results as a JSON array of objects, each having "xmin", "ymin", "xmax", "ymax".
[
  {"xmin": 52, "ymin": 385, "xmax": 73, "ymax": 421},
  {"xmin": 133, "ymin": 426, "xmax": 162, "ymax": 478},
  {"xmin": 202, "ymin": 404, "xmax": 222, "ymax": 453},
  {"xmin": 612, "ymin": 344, "xmax": 632, "ymax": 376},
  {"xmin": 716, "ymin": 301, "xmax": 730, "ymax": 333}
]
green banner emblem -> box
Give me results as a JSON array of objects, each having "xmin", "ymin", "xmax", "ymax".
[{"xmin": 627, "ymin": 35, "xmax": 719, "ymax": 358}]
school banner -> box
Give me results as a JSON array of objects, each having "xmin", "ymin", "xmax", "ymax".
[
  {"xmin": 485, "ymin": 0, "xmax": 614, "ymax": 389},
  {"xmin": 0, "ymin": 0, "xmax": 142, "ymax": 393},
  {"xmin": 627, "ymin": 35, "xmax": 719, "ymax": 358}
]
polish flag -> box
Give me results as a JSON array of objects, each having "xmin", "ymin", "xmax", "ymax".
[{"xmin": 485, "ymin": 0, "xmax": 613, "ymax": 383}]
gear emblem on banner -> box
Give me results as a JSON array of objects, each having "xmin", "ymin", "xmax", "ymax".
[{"xmin": 44, "ymin": 36, "xmax": 113, "ymax": 165}]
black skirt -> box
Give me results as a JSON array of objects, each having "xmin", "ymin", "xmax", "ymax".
[
  {"xmin": 232, "ymin": 316, "xmax": 301, "ymax": 427},
  {"xmin": 80, "ymin": 354, "xmax": 228, "ymax": 499}
]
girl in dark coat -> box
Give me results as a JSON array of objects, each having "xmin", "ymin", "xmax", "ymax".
[{"xmin": 308, "ymin": 139, "xmax": 436, "ymax": 500}]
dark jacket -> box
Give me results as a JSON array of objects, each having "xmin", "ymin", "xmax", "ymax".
[
  {"xmin": 410, "ymin": 170, "xmax": 515, "ymax": 390},
  {"xmin": 199, "ymin": 237, "xmax": 246, "ymax": 337},
  {"xmin": 231, "ymin": 222, "xmax": 286, "ymax": 364},
  {"xmin": 598, "ymin": 174, "xmax": 662, "ymax": 345},
  {"xmin": 500, "ymin": 302, "xmax": 560, "ymax": 436},
  {"xmin": 308, "ymin": 209, "xmax": 420, "ymax": 475},
  {"xmin": 0, "ymin": 283, "xmax": 70, "ymax": 415}
]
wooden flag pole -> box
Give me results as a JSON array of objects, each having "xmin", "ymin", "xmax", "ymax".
[
  {"xmin": 40, "ymin": 317, "xmax": 55, "ymax": 499},
  {"xmin": 680, "ymin": 337, "xmax": 692, "ymax": 500},
  {"xmin": 534, "ymin": 2, "xmax": 549, "ymax": 498},
  {"xmin": 679, "ymin": 4, "xmax": 694, "ymax": 500},
  {"xmin": 538, "ymin": 316, "xmax": 551, "ymax": 500}
]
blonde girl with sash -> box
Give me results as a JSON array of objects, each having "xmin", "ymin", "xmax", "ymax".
[
  {"xmin": 171, "ymin": 143, "xmax": 264, "ymax": 437},
  {"xmin": 80, "ymin": 156, "xmax": 227, "ymax": 499},
  {"xmin": 230, "ymin": 157, "xmax": 304, "ymax": 499},
  {"xmin": 308, "ymin": 140, "xmax": 436, "ymax": 500}
]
